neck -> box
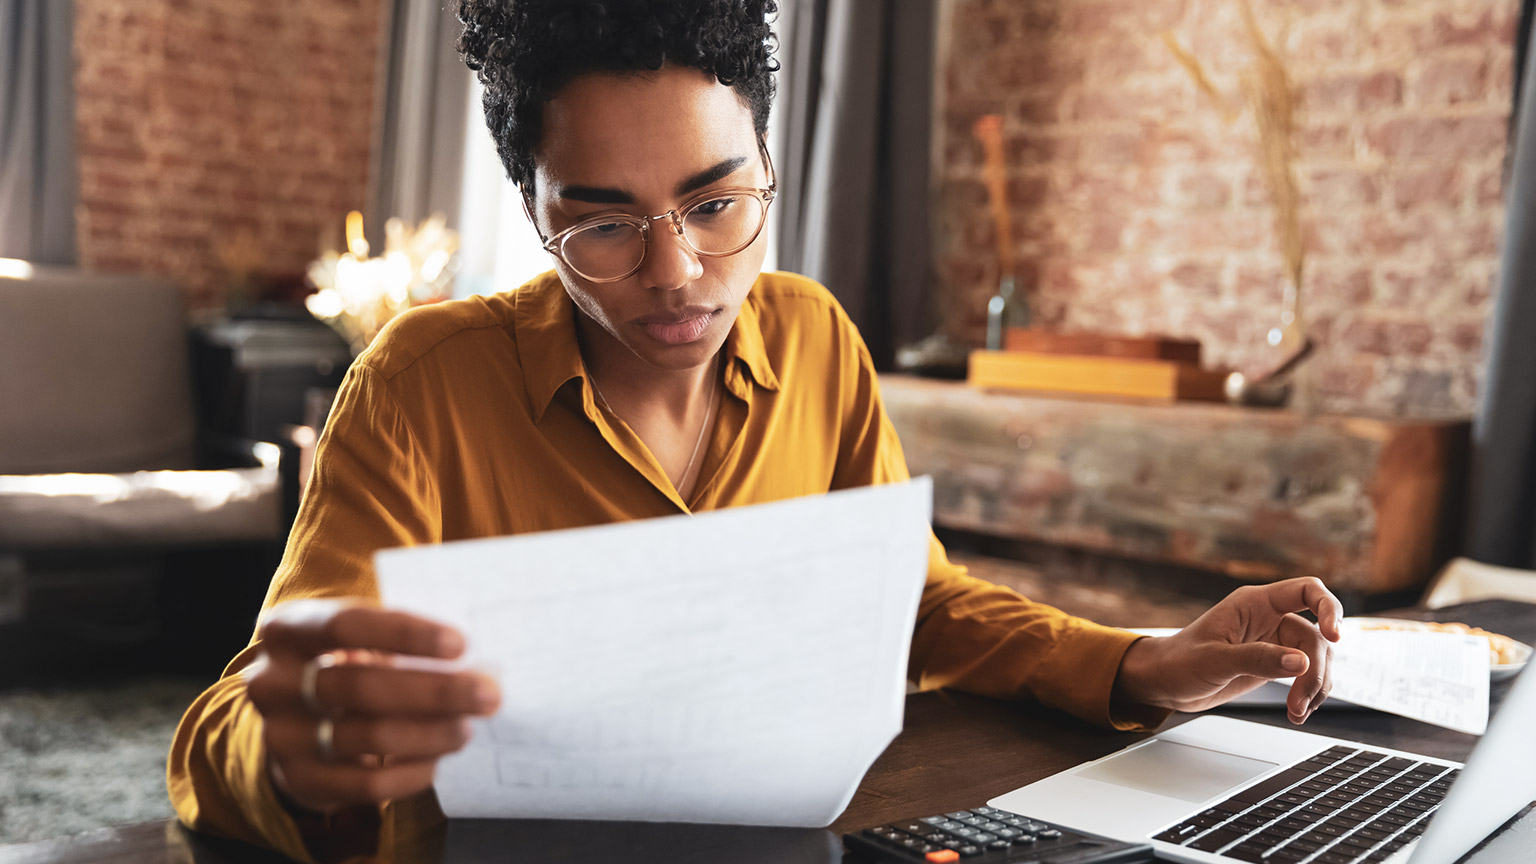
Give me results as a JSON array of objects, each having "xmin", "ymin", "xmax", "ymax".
[{"xmin": 577, "ymin": 315, "xmax": 718, "ymax": 416}]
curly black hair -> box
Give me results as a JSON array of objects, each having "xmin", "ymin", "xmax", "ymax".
[{"xmin": 456, "ymin": 0, "xmax": 779, "ymax": 190}]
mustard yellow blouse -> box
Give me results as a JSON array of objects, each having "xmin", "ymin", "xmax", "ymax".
[{"xmin": 168, "ymin": 271, "xmax": 1156, "ymax": 862}]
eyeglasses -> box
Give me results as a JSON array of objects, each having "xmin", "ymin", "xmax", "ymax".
[{"xmin": 533, "ymin": 160, "xmax": 777, "ymax": 284}]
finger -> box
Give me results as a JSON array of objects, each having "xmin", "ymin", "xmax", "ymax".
[
  {"xmin": 258, "ymin": 600, "xmax": 466, "ymax": 660},
  {"xmin": 1210, "ymin": 640, "xmax": 1311, "ymax": 684},
  {"xmin": 1277, "ymin": 613, "xmax": 1331, "ymax": 723},
  {"xmin": 271, "ymin": 755, "xmax": 439, "ymax": 811},
  {"xmin": 1252, "ymin": 577, "xmax": 1345, "ymax": 642},
  {"xmin": 317, "ymin": 664, "xmax": 500, "ymax": 717},
  {"xmin": 263, "ymin": 713, "xmax": 473, "ymax": 762}
]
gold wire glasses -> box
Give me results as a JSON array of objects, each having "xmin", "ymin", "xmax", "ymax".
[{"xmin": 534, "ymin": 158, "xmax": 777, "ymax": 283}]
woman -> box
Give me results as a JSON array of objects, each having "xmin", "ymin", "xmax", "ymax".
[{"xmin": 169, "ymin": 2, "xmax": 1340, "ymax": 861}]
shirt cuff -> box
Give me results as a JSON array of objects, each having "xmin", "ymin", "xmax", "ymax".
[{"xmin": 1030, "ymin": 624, "xmax": 1172, "ymax": 732}]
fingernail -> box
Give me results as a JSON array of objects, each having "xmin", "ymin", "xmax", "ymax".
[
  {"xmin": 438, "ymin": 630, "xmax": 463, "ymax": 656},
  {"xmin": 1282, "ymin": 654, "xmax": 1306, "ymax": 673},
  {"xmin": 474, "ymin": 679, "xmax": 498, "ymax": 710}
]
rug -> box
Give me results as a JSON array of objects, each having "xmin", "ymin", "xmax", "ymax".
[{"xmin": 0, "ymin": 677, "xmax": 206, "ymax": 845}]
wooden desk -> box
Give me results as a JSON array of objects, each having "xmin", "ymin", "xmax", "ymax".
[{"xmin": 4, "ymin": 601, "xmax": 1530, "ymax": 864}]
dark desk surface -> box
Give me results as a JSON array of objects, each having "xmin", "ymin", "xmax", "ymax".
[{"xmin": 3, "ymin": 600, "xmax": 1532, "ymax": 864}]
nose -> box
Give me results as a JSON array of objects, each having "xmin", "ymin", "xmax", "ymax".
[{"xmin": 639, "ymin": 214, "xmax": 703, "ymax": 290}]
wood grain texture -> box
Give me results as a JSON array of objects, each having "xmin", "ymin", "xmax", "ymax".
[{"xmin": 887, "ymin": 375, "xmax": 1469, "ymax": 593}]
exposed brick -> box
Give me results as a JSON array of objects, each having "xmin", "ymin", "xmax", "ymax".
[
  {"xmin": 1303, "ymin": 264, "xmax": 1372, "ymax": 308},
  {"xmin": 1476, "ymin": 164, "xmax": 1507, "ymax": 204},
  {"xmin": 1303, "ymin": 166, "xmax": 1380, "ymax": 207},
  {"xmin": 1303, "ymin": 72, "xmax": 1403, "ymax": 114},
  {"xmin": 936, "ymin": 0, "xmax": 1508, "ymax": 418},
  {"xmin": 1339, "ymin": 318, "xmax": 1436, "ymax": 357},
  {"xmin": 1169, "ymin": 169, "xmax": 1232, "ymax": 209},
  {"xmin": 1413, "ymin": 54, "xmax": 1489, "ymax": 106},
  {"xmin": 1365, "ymin": 113, "xmax": 1507, "ymax": 159},
  {"xmin": 1165, "ymin": 259, "xmax": 1226, "ymax": 299},
  {"xmin": 74, "ymin": 0, "xmax": 382, "ymax": 309},
  {"xmin": 1391, "ymin": 165, "xmax": 1463, "ymax": 208}
]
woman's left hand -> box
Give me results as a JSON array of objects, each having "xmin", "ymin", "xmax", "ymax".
[{"xmin": 1114, "ymin": 577, "xmax": 1344, "ymax": 724}]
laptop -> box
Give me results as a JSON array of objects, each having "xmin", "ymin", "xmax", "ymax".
[{"xmin": 988, "ymin": 662, "xmax": 1535, "ymax": 863}]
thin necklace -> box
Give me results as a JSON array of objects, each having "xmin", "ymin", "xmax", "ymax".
[{"xmin": 589, "ymin": 352, "xmax": 719, "ymax": 491}]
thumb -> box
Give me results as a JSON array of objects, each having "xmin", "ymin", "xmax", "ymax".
[{"xmin": 1214, "ymin": 642, "xmax": 1309, "ymax": 681}]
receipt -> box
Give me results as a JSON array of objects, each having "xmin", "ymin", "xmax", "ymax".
[{"xmin": 1329, "ymin": 624, "xmax": 1491, "ymax": 735}]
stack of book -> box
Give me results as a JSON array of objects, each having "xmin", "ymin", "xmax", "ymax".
[{"xmin": 967, "ymin": 331, "xmax": 1230, "ymax": 403}]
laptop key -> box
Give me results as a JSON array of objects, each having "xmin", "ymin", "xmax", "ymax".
[
  {"xmin": 1187, "ymin": 828, "xmax": 1245, "ymax": 851},
  {"xmin": 1232, "ymin": 769, "xmax": 1315, "ymax": 805}
]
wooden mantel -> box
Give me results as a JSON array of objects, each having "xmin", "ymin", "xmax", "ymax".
[{"xmin": 881, "ymin": 376, "xmax": 1469, "ymax": 594}]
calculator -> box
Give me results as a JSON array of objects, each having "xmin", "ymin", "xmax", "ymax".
[{"xmin": 843, "ymin": 805, "xmax": 1152, "ymax": 863}]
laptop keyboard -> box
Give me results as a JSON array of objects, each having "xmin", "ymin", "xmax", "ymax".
[{"xmin": 1153, "ymin": 745, "xmax": 1457, "ymax": 863}]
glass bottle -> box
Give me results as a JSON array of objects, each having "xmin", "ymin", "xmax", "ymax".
[{"xmin": 985, "ymin": 274, "xmax": 1031, "ymax": 350}]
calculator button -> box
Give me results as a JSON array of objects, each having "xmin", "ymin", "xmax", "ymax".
[
  {"xmin": 979, "ymin": 821, "xmax": 1006, "ymax": 831},
  {"xmin": 925, "ymin": 833, "xmax": 948, "ymax": 844},
  {"xmin": 946, "ymin": 812, "xmax": 972, "ymax": 819},
  {"xmin": 959, "ymin": 816, "xmax": 987, "ymax": 826},
  {"xmin": 951, "ymin": 827, "xmax": 978, "ymax": 838},
  {"xmin": 901, "ymin": 823, "xmax": 929, "ymax": 834},
  {"xmin": 987, "ymin": 839, "xmax": 1013, "ymax": 851},
  {"xmin": 925, "ymin": 852, "xmax": 960, "ymax": 863},
  {"xmin": 994, "ymin": 828, "xmax": 1020, "ymax": 839},
  {"xmin": 920, "ymin": 816, "xmax": 947, "ymax": 825},
  {"xmin": 1038, "ymin": 828, "xmax": 1063, "ymax": 839},
  {"xmin": 971, "ymin": 832, "xmax": 996, "ymax": 844},
  {"xmin": 958, "ymin": 845, "xmax": 983, "ymax": 857}
]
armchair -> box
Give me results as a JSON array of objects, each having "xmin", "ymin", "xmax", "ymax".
[{"xmin": 0, "ymin": 265, "xmax": 295, "ymax": 684}]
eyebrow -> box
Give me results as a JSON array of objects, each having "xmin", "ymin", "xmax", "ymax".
[{"xmin": 557, "ymin": 156, "xmax": 752, "ymax": 205}]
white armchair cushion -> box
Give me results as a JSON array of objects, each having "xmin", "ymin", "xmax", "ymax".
[{"xmin": 0, "ymin": 465, "xmax": 281, "ymax": 547}]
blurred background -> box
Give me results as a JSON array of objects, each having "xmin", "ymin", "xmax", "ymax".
[{"xmin": 3, "ymin": 0, "xmax": 1534, "ymax": 848}]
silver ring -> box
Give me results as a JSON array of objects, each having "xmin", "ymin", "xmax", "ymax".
[
  {"xmin": 300, "ymin": 653, "xmax": 340, "ymax": 716},
  {"xmin": 316, "ymin": 717, "xmax": 337, "ymax": 761}
]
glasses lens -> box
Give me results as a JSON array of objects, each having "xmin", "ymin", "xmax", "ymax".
[
  {"xmin": 561, "ymin": 220, "xmax": 645, "ymax": 281},
  {"xmin": 682, "ymin": 193, "xmax": 767, "ymax": 256}
]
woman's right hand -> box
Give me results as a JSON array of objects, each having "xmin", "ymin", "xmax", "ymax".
[{"xmin": 243, "ymin": 599, "xmax": 501, "ymax": 814}]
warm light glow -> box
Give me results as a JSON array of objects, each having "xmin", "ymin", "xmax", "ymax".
[
  {"xmin": 346, "ymin": 210, "xmax": 370, "ymax": 258},
  {"xmin": 0, "ymin": 469, "xmax": 264, "ymax": 511},
  {"xmin": 0, "ymin": 258, "xmax": 35, "ymax": 279}
]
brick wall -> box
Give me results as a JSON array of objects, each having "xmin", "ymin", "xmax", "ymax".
[
  {"xmin": 73, "ymin": 0, "xmax": 382, "ymax": 310},
  {"xmin": 936, "ymin": 0, "xmax": 1516, "ymax": 417}
]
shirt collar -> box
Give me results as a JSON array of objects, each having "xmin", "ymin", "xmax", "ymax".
[
  {"xmin": 513, "ymin": 272, "xmax": 587, "ymax": 424},
  {"xmin": 724, "ymin": 288, "xmax": 782, "ymax": 395},
  {"xmin": 513, "ymin": 270, "xmax": 782, "ymax": 423}
]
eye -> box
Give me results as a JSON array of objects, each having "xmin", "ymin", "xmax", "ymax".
[
  {"xmin": 590, "ymin": 221, "xmax": 625, "ymax": 235},
  {"xmin": 692, "ymin": 196, "xmax": 738, "ymax": 218}
]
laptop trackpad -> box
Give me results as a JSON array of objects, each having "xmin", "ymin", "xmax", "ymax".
[{"xmin": 1077, "ymin": 739, "xmax": 1278, "ymax": 804}]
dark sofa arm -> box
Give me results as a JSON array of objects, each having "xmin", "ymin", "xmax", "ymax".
[{"xmin": 197, "ymin": 433, "xmax": 301, "ymax": 530}]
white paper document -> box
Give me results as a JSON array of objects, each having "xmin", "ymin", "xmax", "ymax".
[
  {"xmin": 1328, "ymin": 624, "xmax": 1491, "ymax": 735},
  {"xmin": 1127, "ymin": 622, "xmax": 1492, "ymax": 733},
  {"xmin": 375, "ymin": 479, "xmax": 933, "ymax": 826}
]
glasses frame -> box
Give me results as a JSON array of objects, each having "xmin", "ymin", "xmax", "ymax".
[{"xmin": 531, "ymin": 155, "xmax": 777, "ymax": 284}]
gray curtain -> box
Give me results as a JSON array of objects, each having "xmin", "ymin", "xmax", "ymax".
[
  {"xmin": 775, "ymin": 0, "xmax": 936, "ymax": 370},
  {"xmin": 0, "ymin": 0, "xmax": 75, "ymax": 264},
  {"xmin": 366, "ymin": 0, "xmax": 471, "ymax": 247},
  {"xmin": 1467, "ymin": 22, "xmax": 1536, "ymax": 569}
]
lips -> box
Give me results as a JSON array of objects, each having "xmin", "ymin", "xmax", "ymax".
[{"xmin": 634, "ymin": 306, "xmax": 718, "ymax": 345}]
